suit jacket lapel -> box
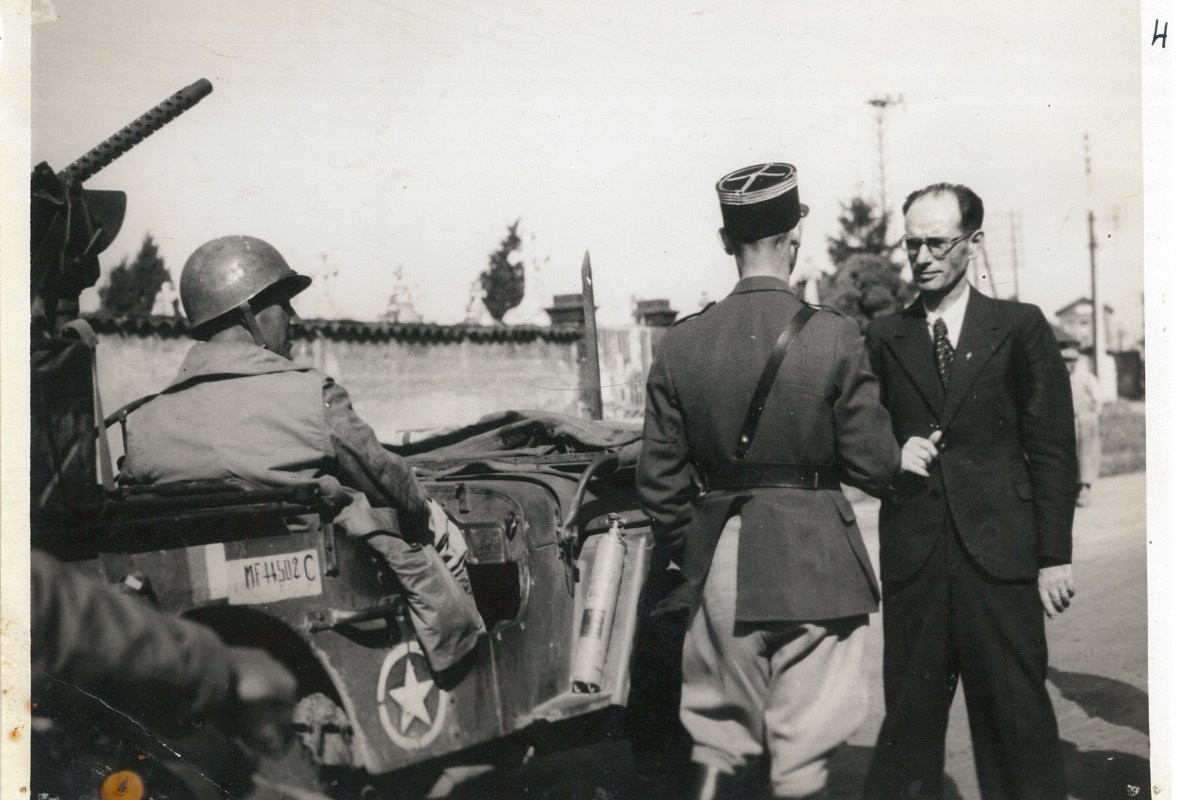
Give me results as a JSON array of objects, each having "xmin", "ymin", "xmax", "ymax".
[
  {"xmin": 886, "ymin": 304, "xmax": 945, "ymax": 417},
  {"xmin": 941, "ymin": 291, "xmax": 1011, "ymax": 428}
]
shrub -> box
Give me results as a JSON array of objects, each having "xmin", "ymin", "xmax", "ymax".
[{"xmin": 1099, "ymin": 401, "xmax": 1146, "ymax": 477}]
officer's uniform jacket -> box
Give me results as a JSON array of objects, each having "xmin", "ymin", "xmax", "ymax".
[
  {"xmin": 864, "ymin": 290, "xmax": 1077, "ymax": 585},
  {"xmin": 637, "ymin": 276, "xmax": 900, "ymax": 623}
]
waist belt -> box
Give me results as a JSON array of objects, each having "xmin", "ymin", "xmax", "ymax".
[{"xmin": 702, "ymin": 462, "xmax": 840, "ymax": 492}]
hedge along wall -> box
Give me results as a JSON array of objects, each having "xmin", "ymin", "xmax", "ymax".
[{"xmin": 86, "ymin": 316, "xmax": 592, "ymax": 460}]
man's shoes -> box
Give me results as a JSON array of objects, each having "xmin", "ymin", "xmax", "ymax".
[{"xmin": 1076, "ymin": 484, "xmax": 1091, "ymax": 507}]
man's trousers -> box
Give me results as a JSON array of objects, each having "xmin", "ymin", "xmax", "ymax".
[
  {"xmin": 864, "ymin": 522, "xmax": 1066, "ymax": 799},
  {"xmin": 680, "ymin": 516, "xmax": 870, "ymax": 798}
]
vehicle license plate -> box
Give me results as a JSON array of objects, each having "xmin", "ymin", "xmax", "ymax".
[{"xmin": 223, "ymin": 548, "xmax": 322, "ymax": 605}]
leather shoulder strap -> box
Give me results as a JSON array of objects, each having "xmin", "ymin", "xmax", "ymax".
[
  {"xmin": 61, "ymin": 319, "xmax": 116, "ymax": 491},
  {"xmin": 734, "ymin": 305, "xmax": 817, "ymax": 459}
]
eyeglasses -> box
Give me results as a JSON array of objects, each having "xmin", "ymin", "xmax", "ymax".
[{"xmin": 903, "ymin": 233, "xmax": 970, "ymax": 260}]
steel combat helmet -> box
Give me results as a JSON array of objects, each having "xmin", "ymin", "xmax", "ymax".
[{"xmin": 180, "ymin": 235, "xmax": 311, "ymax": 338}]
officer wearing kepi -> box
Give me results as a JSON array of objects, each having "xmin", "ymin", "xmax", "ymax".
[
  {"xmin": 120, "ymin": 235, "xmax": 485, "ymax": 672},
  {"xmin": 637, "ymin": 164, "xmax": 900, "ymax": 799}
]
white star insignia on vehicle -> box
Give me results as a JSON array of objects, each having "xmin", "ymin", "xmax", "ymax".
[
  {"xmin": 376, "ymin": 641, "xmax": 449, "ymax": 749},
  {"xmin": 387, "ymin": 656, "xmax": 433, "ymax": 732}
]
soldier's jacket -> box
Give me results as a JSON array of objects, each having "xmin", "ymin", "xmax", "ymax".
[
  {"xmin": 121, "ymin": 339, "xmax": 429, "ymax": 537},
  {"xmin": 31, "ymin": 549, "xmax": 233, "ymax": 730},
  {"xmin": 637, "ymin": 275, "xmax": 899, "ymax": 622},
  {"xmin": 120, "ymin": 340, "xmax": 484, "ymax": 671}
]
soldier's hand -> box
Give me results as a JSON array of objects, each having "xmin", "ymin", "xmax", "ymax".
[
  {"xmin": 900, "ymin": 430, "xmax": 943, "ymax": 477},
  {"xmin": 225, "ymin": 646, "xmax": 297, "ymax": 756},
  {"xmin": 1038, "ymin": 564, "xmax": 1076, "ymax": 619}
]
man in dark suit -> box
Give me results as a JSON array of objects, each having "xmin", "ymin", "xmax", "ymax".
[
  {"xmin": 638, "ymin": 163, "xmax": 899, "ymax": 799},
  {"xmin": 863, "ymin": 184, "xmax": 1078, "ymax": 799}
]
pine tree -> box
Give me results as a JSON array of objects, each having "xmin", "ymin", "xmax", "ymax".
[
  {"xmin": 99, "ymin": 234, "xmax": 172, "ymax": 315},
  {"xmin": 819, "ymin": 253, "xmax": 915, "ymax": 329},
  {"xmin": 480, "ymin": 220, "xmax": 526, "ymax": 323},
  {"xmin": 819, "ymin": 197, "xmax": 913, "ymax": 329},
  {"xmin": 825, "ymin": 196, "xmax": 897, "ymax": 265}
]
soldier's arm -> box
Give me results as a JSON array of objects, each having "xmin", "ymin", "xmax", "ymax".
[
  {"xmin": 32, "ymin": 550, "xmax": 232, "ymax": 724},
  {"xmin": 322, "ymin": 378, "xmax": 430, "ymax": 526},
  {"xmin": 636, "ymin": 342, "xmax": 697, "ymax": 557},
  {"xmin": 832, "ymin": 318, "xmax": 900, "ymax": 496},
  {"xmin": 31, "ymin": 550, "xmax": 294, "ymax": 753}
]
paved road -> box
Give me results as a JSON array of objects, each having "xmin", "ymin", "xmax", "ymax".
[
  {"xmin": 459, "ymin": 470, "xmax": 1149, "ymax": 799},
  {"xmin": 835, "ymin": 470, "xmax": 1150, "ymax": 800}
]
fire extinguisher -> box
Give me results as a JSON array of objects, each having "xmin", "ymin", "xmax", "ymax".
[{"xmin": 571, "ymin": 513, "xmax": 628, "ymax": 693}]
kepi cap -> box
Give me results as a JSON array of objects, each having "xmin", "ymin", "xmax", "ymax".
[{"xmin": 717, "ymin": 162, "xmax": 809, "ymax": 243}]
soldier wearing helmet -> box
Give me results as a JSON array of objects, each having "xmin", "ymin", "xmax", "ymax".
[
  {"xmin": 179, "ymin": 234, "xmax": 312, "ymax": 354},
  {"xmin": 120, "ymin": 235, "xmax": 485, "ymax": 672}
]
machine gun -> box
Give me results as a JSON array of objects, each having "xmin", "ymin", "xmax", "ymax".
[
  {"xmin": 31, "ymin": 78, "xmax": 212, "ymax": 337},
  {"xmin": 31, "ymin": 79, "xmax": 213, "ymax": 551}
]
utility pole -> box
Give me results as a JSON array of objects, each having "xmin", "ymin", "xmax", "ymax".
[
  {"xmin": 1084, "ymin": 133, "xmax": 1100, "ymax": 377},
  {"xmin": 1009, "ymin": 212, "xmax": 1022, "ymax": 300},
  {"xmin": 867, "ymin": 95, "xmax": 904, "ymax": 232}
]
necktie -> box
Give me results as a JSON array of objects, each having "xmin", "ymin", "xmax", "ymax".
[{"xmin": 933, "ymin": 317, "xmax": 954, "ymax": 388}]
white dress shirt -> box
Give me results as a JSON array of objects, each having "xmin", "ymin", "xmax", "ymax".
[{"xmin": 924, "ymin": 283, "xmax": 971, "ymax": 348}]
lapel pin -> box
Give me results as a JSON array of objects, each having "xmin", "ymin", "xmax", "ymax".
[{"xmin": 965, "ymin": 352, "xmax": 972, "ymax": 361}]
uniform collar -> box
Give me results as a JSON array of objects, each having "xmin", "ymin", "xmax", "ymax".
[
  {"xmin": 729, "ymin": 274, "xmax": 796, "ymax": 296},
  {"xmin": 167, "ymin": 340, "xmax": 306, "ymax": 390}
]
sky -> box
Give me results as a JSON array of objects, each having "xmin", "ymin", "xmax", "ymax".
[
  {"xmin": 9, "ymin": 0, "xmax": 1177, "ymax": 777},
  {"xmin": 31, "ymin": 0, "xmax": 1145, "ymax": 339}
]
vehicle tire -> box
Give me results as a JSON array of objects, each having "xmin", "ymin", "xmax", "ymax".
[{"xmin": 249, "ymin": 692, "xmax": 363, "ymax": 800}]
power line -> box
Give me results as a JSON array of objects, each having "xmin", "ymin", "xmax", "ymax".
[{"xmin": 1084, "ymin": 132, "xmax": 1100, "ymax": 377}]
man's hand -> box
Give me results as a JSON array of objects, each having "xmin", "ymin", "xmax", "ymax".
[
  {"xmin": 900, "ymin": 430, "xmax": 943, "ymax": 477},
  {"xmin": 1037, "ymin": 564, "xmax": 1076, "ymax": 619},
  {"xmin": 225, "ymin": 646, "xmax": 297, "ymax": 756}
]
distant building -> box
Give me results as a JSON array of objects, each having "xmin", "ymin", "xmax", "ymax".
[
  {"xmin": 1053, "ymin": 297, "xmax": 1144, "ymax": 400},
  {"xmin": 545, "ymin": 294, "xmax": 588, "ymax": 326},
  {"xmin": 1054, "ymin": 297, "xmax": 1115, "ymax": 351},
  {"xmin": 632, "ymin": 299, "xmax": 678, "ymax": 328}
]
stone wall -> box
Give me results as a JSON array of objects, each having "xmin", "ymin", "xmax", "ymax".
[
  {"xmin": 294, "ymin": 335, "xmax": 586, "ymax": 438},
  {"xmin": 89, "ymin": 317, "xmax": 596, "ymax": 454}
]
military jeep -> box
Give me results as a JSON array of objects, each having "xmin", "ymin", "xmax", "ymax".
[
  {"xmin": 29, "ymin": 78, "xmax": 667, "ymax": 799},
  {"xmin": 35, "ymin": 372, "xmax": 657, "ymax": 799},
  {"xmin": 149, "ymin": 413, "xmax": 652, "ymax": 798}
]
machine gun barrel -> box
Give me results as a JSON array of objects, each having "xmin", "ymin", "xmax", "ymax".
[{"xmin": 58, "ymin": 78, "xmax": 213, "ymax": 184}]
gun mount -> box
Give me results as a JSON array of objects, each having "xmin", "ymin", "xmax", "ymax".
[{"xmin": 31, "ymin": 78, "xmax": 212, "ymax": 337}]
